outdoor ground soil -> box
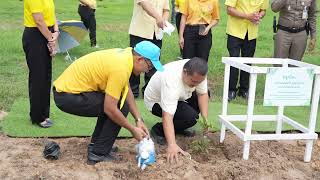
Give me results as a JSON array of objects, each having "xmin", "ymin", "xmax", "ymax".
[{"xmin": 1, "ymin": 131, "xmax": 320, "ymax": 179}]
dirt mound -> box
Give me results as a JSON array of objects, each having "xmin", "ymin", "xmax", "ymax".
[{"xmin": 0, "ymin": 132, "xmax": 319, "ymax": 179}]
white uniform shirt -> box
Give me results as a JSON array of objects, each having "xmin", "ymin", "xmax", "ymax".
[
  {"xmin": 144, "ymin": 59, "xmax": 208, "ymax": 115},
  {"xmin": 129, "ymin": 0, "xmax": 170, "ymax": 40}
]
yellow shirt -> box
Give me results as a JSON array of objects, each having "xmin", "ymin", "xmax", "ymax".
[
  {"xmin": 225, "ymin": 0, "xmax": 269, "ymax": 40},
  {"xmin": 53, "ymin": 48, "xmax": 133, "ymax": 108},
  {"xmin": 175, "ymin": 0, "xmax": 185, "ymax": 12},
  {"xmin": 24, "ymin": 0, "xmax": 56, "ymax": 27},
  {"xmin": 80, "ymin": 0, "xmax": 97, "ymax": 9},
  {"xmin": 180, "ymin": 0, "xmax": 220, "ymax": 25},
  {"xmin": 129, "ymin": 0, "xmax": 170, "ymax": 40}
]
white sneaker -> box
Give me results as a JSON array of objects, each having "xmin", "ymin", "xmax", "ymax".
[{"xmin": 92, "ymin": 44, "xmax": 100, "ymax": 48}]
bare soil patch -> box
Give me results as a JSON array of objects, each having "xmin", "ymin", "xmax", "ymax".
[{"xmin": 0, "ymin": 132, "xmax": 319, "ymax": 179}]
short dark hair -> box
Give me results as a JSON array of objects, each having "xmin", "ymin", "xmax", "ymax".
[{"xmin": 183, "ymin": 57, "xmax": 208, "ymax": 76}]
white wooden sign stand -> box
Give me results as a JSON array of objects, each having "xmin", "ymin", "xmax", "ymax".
[{"xmin": 219, "ymin": 57, "xmax": 320, "ymax": 162}]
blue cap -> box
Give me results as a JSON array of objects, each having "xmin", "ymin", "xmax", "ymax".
[{"xmin": 134, "ymin": 41, "xmax": 164, "ymax": 72}]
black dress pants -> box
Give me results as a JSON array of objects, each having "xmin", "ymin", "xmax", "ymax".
[
  {"xmin": 151, "ymin": 92, "xmax": 200, "ymax": 137},
  {"xmin": 175, "ymin": 12, "xmax": 183, "ymax": 55},
  {"xmin": 78, "ymin": 5, "xmax": 97, "ymax": 46},
  {"xmin": 182, "ymin": 25, "xmax": 212, "ymax": 62},
  {"xmin": 227, "ymin": 33, "xmax": 256, "ymax": 92},
  {"xmin": 22, "ymin": 27, "xmax": 52, "ymax": 124},
  {"xmin": 129, "ymin": 34, "xmax": 162, "ymax": 97},
  {"xmin": 53, "ymin": 88, "xmax": 129, "ymax": 155}
]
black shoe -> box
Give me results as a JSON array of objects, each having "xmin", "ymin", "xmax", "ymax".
[
  {"xmin": 228, "ymin": 91, "xmax": 236, "ymax": 101},
  {"xmin": 87, "ymin": 151, "xmax": 119, "ymax": 165},
  {"xmin": 150, "ymin": 128, "xmax": 166, "ymax": 145},
  {"xmin": 87, "ymin": 143, "xmax": 118, "ymax": 153},
  {"xmin": 176, "ymin": 129, "xmax": 196, "ymax": 137},
  {"xmin": 238, "ymin": 91, "xmax": 249, "ymax": 99}
]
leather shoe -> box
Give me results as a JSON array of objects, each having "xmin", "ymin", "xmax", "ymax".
[
  {"xmin": 238, "ymin": 91, "xmax": 249, "ymax": 99},
  {"xmin": 228, "ymin": 91, "xmax": 236, "ymax": 101},
  {"xmin": 87, "ymin": 143, "xmax": 118, "ymax": 153},
  {"xmin": 87, "ymin": 151, "xmax": 119, "ymax": 165},
  {"xmin": 150, "ymin": 128, "xmax": 166, "ymax": 145}
]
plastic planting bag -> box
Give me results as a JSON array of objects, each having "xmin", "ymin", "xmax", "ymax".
[{"xmin": 136, "ymin": 138, "xmax": 156, "ymax": 170}]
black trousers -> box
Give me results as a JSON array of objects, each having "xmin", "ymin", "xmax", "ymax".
[
  {"xmin": 129, "ymin": 34, "xmax": 162, "ymax": 97},
  {"xmin": 175, "ymin": 12, "xmax": 183, "ymax": 55},
  {"xmin": 53, "ymin": 88, "xmax": 129, "ymax": 155},
  {"xmin": 183, "ymin": 25, "xmax": 212, "ymax": 62},
  {"xmin": 151, "ymin": 92, "xmax": 200, "ymax": 137},
  {"xmin": 227, "ymin": 34, "xmax": 256, "ymax": 92},
  {"xmin": 78, "ymin": 5, "xmax": 96, "ymax": 46},
  {"xmin": 22, "ymin": 27, "xmax": 52, "ymax": 124}
]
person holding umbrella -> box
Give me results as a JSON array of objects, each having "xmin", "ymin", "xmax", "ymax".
[
  {"xmin": 78, "ymin": 0, "xmax": 98, "ymax": 48},
  {"xmin": 53, "ymin": 41, "xmax": 164, "ymax": 164},
  {"xmin": 22, "ymin": 0, "xmax": 59, "ymax": 128}
]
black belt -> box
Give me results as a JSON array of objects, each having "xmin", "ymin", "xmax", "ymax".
[{"xmin": 277, "ymin": 24, "xmax": 306, "ymax": 33}]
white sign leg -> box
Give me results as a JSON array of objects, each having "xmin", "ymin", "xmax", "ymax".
[
  {"xmin": 276, "ymin": 106, "xmax": 284, "ymax": 134},
  {"xmin": 304, "ymin": 75, "xmax": 320, "ymax": 162},
  {"xmin": 243, "ymin": 73, "xmax": 257, "ymax": 160},
  {"xmin": 220, "ymin": 65, "xmax": 230, "ymax": 143}
]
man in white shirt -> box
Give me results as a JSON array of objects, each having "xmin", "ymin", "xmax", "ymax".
[{"xmin": 144, "ymin": 57, "xmax": 209, "ymax": 163}]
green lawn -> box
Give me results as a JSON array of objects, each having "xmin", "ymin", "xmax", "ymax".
[
  {"xmin": 0, "ymin": 1, "xmax": 319, "ymax": 122},
  {"xmin": 4, "ymin": 98, "xmax": 320, "ymax": 137}
]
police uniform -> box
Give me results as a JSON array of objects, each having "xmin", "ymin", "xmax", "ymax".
[{"xmin": 272, "ymin": 0, "xmax": 317, "ymax": 61}]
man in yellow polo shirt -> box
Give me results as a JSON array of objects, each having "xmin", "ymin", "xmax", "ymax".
[
  {"xmin": 53, "ymin": 41, "xmax": 164, "ymax": 165},
  {"xmin": 225, "ymin": 0, "xmax": 268, "ymax": 101}
]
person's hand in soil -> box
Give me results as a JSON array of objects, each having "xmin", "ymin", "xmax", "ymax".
[
  {"xmin": 166, "ymin": 143, "xmax": 188, "ymax": 163},
  {"xmin": 136, "ymin": 121, "xmax": 149, "ymax": 137},
  {"xmin": 131, "ymin": 126, "xmax": 148, "ymax": 141},
  {"xmin": 203, "ymin": 127, "xmax": 210, "ymax": 137}
]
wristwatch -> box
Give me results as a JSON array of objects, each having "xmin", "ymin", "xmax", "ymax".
[{"xmin": 136, "ymin": 117, "xmax": 144, "ymax": 123}]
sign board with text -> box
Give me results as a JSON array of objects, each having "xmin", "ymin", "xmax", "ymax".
[{"xmin": 263, "ymin": 68, "xmax": 314, "ymax": 106}]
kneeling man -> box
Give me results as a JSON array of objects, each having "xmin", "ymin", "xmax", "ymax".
[
  {"xmin": 144, "ymin": 57, "xmax": 209, "ymax": 163},
  {"xmin": 53, "ymin": 41, "xmax": 164, "ymax": 164}
]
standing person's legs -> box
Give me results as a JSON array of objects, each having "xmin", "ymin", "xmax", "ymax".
[
  {"xmin": 142, "ymin": 37, "xmax": 162, "ymax": 96},
  {"xmin": 78, "ymin": 5, "xmax": 96, "ymax": 46},
  {"xmin": 175, "ymin": 12, "xmax": 183, "ymax": 55},
  {"xmin": 87, "ymin": 9, "xmax": 97, "ymax": 47},
  {"xmin": 22, "ymin": 28, "xmax": 52, "ymax": 125},
  {"xmin": 129, "ymin": 35, "xmax": 162, "ymax": 97},
  {"xmin": 78, "ymin": 5, "xmax": 90, "ymax": 29},
  {"xmin": 273, "ymin": 29, "xmax": 291, "ymax": 59},
  {"xmin": 129, "ymin": 35, "xmax": 145, "ymax": 98},
  {"xmin": 238, "ymin": 34, "xmax": 256, "ymax": 95},
  {"xmin": 43, "ymin": 50, "xmax": 52, "ymax": 119},
  {"xmin": 196, "ymin": 30, "xmax": 212, "ymax": 62},
  {"xmin": 227, "ymin": 35, "xmax": 242, "ymax": 93},
  {"xmin": 289, "ymin": 31, "xmax": 308, "ymax": 61},
  {"xmin": 183, "ymin": 25, "xmax": 198, "ymax": 59}
]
